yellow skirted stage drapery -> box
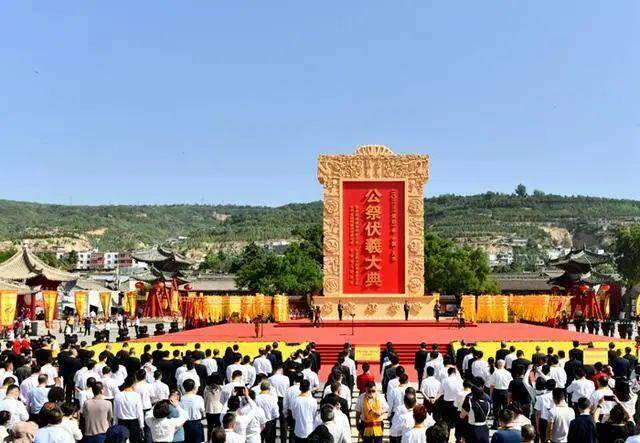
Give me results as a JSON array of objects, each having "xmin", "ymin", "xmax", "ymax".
[
  {"xmin": 179, "ymin": 294, "xmax": 288, "ymax": 324},
  {"xmin": 42, "ymin": 290, "xmax": 58, "ymax": 326},
  {"xmin": 462, "ymin": 294, "xmax": 572, "ymax": 323}
]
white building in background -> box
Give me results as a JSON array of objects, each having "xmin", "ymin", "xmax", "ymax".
[
  {"xmin": 104, "ymin": 252, "xmax": 118, "ymax": 269},
  {"xmin": 76, "ymin": 251, "xmax": 92, "ymax": 270}
]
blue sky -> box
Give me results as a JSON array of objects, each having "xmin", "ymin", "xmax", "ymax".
[{"xmin": 1, "ymin": 2, "xmax": 638, "ymax": 206}]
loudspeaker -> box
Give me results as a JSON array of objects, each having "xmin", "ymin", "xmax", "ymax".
[
  {"xmin": 169, "ymin": 321, "xmax": 179, "ymax": 333},
  {"xmin": 154, "ymin": 323, "xmax": 165, "ymax": 336},
  {"xmin": 116, "ymin": 328, "xmax": 130, "ymax": 342}
]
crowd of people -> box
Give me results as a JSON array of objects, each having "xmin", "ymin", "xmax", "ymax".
[{"xmin": 0, "ymin": 333, "xmax": 638, "ymax": 443}]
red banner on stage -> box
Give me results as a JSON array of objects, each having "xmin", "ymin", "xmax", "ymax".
[{"xmin": 342, "ymin": 181, "xmax": 405, "ymax": 293}]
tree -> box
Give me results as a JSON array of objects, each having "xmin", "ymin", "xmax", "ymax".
[
  {"xmin": 423, "ymin": 231, "xmax": 499, "ymax": 295},
  {"xmin": 0, "ymin": 248, "xmax": 16, "ymax": 264},
  {"xmin": 515, "ymin": 184, "xmax": 528, "ymax": 197},
  {"xmin": 614, "ymin": 224, "xmax": 640, "ymax": 312}
]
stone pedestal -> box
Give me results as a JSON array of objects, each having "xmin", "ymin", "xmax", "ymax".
[{"xmin": 316, "ymin": 295, "xmax": 438, "ymax": 321}]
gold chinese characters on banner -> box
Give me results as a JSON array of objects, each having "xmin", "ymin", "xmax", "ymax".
[
  {"xmin": 124, "ymin": 291, "xmax": 138, "ymax": 318},
  {"xmin": 74, "ymin": 291, "xmax": 87, "ymax": 317},
  {"xmin": 0, "ymin": 290, "xmax": 17, "ymax": 327},
  {"xmin": 42, "ymin": 290, "xmax": 58, "ymax": 326},
  {"xmin": 100, "ymin": 292, "xmax": 111, "ymax": 316}
]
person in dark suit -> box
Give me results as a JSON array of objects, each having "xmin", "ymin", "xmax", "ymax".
[
  {"xmin": 567, "ymin": 397, "xmax": 597, "ymax": 443},
  {"xmin": 403, "ymin": 300, "xmax": 410, "ymax": 321},
  {"xmin": 495, "ymin": 341, "xmax": 509, "ymax": 362},
  {"xmin": 320, "ymin": 381, "xmax": 350, "ymax": 417},
  {"xmin": 563, "ymin": 353, "xmax": 583, "ymax": 387},
  {"xmin": 455, "ymin": 341, "xmax": 471, "ymax": 373},
  {"xmin": 380, "ymin": 342, "xmax": 395, "ymax": 367},
  {"xmin": 623, "ymin": 346, "xmax": 638, "ymax": 368},
  {"xmin": 337, "ymin": 300, "xmax": 344, "ymax": 321},
  {"xmin": 151, "ymin": 343, "xmax": 165, "ymax": 364},
  {"xmin": 271, "ymin": 342, "xmax": 283, "ymax": 366},
  {"xmin": 612, "ymin": 349, "xmax": 631, "ymax": 379},
  {"xmin": 569, "ymin": 341, "xmax": 584, "ymax": 363},
  {"xmin": 511, "ymin": 350, "xmax": 531, "ymax": 373},
  {"xmin": 414, "ymin": 342, "xmax": 429, "ymax": 388},
  {"xmin": 531, "ymin": 346, "xmax": 545, "ymax": 366},
  {"xmin": 382, "ymin": 355, "xmax": 400, "ymax": 394}
]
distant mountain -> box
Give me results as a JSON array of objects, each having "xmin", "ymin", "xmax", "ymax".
[{"xmin": 1, "ymin": 193, "xmax": 639, "ymax": 255}]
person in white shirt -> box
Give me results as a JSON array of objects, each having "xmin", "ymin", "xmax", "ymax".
[
  {"xmin": 546, "ymin": 388, "xmax": 575, "ymax": 443},
  {"xmin": 322, "ymin": 377, "xmax": 351, "ymax": 409},
  {"xmin": 389, "ymin": 373, "xmax": 411, "ymax": 415},
  {"xmin": 253, "ymin": 349, "xmax": 272, "ymax": 376},
  {"xmin": 471, "ymin": 351, "xmax": 490, "ymax": 383},
  {"xmin": 100, "ymin": 366, "xmax": 121, "ymax": 401},
  {"xmin": 318, "ymin": 403, "xmax": 349, "ymax": 443},
  {"xmin": 291, "ymin": 380, "xmax": 317, "ymax": 440},
  {"xmin": 424, "ymin": 351, "xmax": 444, "ymax": 377},
  {"xmin": 227, "ymin": 393, "xmax": 264, "ymax": 443},
  {"xmin": 401, "ymin": 404, "xmax": 434, "ymax": 443},
  {"xmin": 589, "ymin": 376, "xmax": 615, "ymax": 419},
  {"xmin": 269, "ymin": 364, "xmax": 291, "ymax": 439},
  {"xmin": 201, "ymin": 349, "xmax": 219, "ymax": 376},
  {"xmin": 180, "ymin": 379, "xmax": 206, "ymax": 443},
  {"xmin": 76, "ymin": 378, "xmax": 95, "ymax": 410},
  {"xmin": 34, "ymin": 402, "xmax": 75, "ymax": 443},
  {"xmin": 145, "ymin": 397, "xmax": 188, "ymax": 443},
  {"xmin": 419, "ymin": 367, "xmax": 443, "ymax": 413},
  {"xmin": 226, "ymin": 356, "xmax": 245, "ymax": 384},
  {"xmin": 28, "ymin": 374, "xmax": 50, "ymax": 415},
  {"xmin": 504, "ymin": 346, "xmax": 517, "ymax": 371},
  {"xmin": 221, "ymin": 412, "xmax": 244, "ymax": 443},
  {"xmin": 221, "ymin": 371, "xmax": 246, "ymax": 406},
  {"xmin": 301, "ymin": 360, "xmax": 320, "ymax": 392},
  {"xmin": 255, "ymin": 381, "xmax": 279, "ymax": 443},
  {"xmin": 40, "ymin": 361, "xmax": 58, "ymax": 387},
  {"xmin": 133, "ymin": 369, "xmax": 154, "ymax": 415},
  {"xmin": 113, "ymin": 379, "xmax": 144, "ymax": 442},
  {"xmin": 242, "ymin": 356, "xmax": 257, "ymax": 388},
  {"xmin": 19, "ymin": 366, "xmax": 40, "ymax": 404},
  {"xmin": 534, "ymin": 378, "xmax": 556, "ymax": 441},
  {"xmin": 548, "ymin": 356, "xmax": 567, "ymax": 388},
  {"xmin": 389, "ymin": 392, "xmax": 416, "ymax": 443},
  {"xmin": 176, "ymin": 359, "xmax": 201, "ymax": 395},
  {"xmin": 441, "ymin": 366, "xmax": 464, "ymax": 428},
  {"xmin": 566, "ymin": 367, "xmax": 595, "ymax": 405},
  {"xmin": 60, "ymin": 403, "xmax": 83, "ymax": 441},
  {"xmin": 150, "ymin": 370, "xmax": 170, "ymax": 405},
  {"xmin": 0, "ymin": 384, "xmax": 29, "ymax": 430},
  {"xmin": 488, "ymin": 359, "xmax": 513, "ymax": 428}
]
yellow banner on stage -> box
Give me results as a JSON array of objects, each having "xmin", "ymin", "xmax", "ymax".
[
  {"xmin": 170, "ymin": 290, "xmax": 179, "ymax": 316},
  {"xmin": 42, "ymin": 290, "xmax": 58, "ymax": 326},
  {"xmin": 75, "ymin": 291, "xmax": 87, "ymax": 317},
  {"xmin": 100, "ymin": 292, "xmax": 111, "ymax": 316},
  {"xmin": 124, "ymin": 291, "xmax": 137, "ymax": 318},
  {"xmin": 0, "ymin": 290, "xmax": 17, "ymax": 327},
  {"xmin": 355, "ymin": 346, "xmax": 380, "ymax": 362},
  {"xmin": 584, "ymin": 348, "xmax": 609, "ymax": 365}
]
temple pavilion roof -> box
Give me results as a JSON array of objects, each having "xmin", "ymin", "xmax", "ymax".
[
  {"xmin": 0, "ymin": 246, "xmax": 77, "ymax": 283},
  {"xmin": 548, "ymin": 247, "xmax": 611, "ymax": 274},
  {"xmin": 0, "ymin": 278, "xmax": 33, "ymax": 295},
  {"xmin": 131, "ymin": 246, "xmax": 193, "ymax": 273}
]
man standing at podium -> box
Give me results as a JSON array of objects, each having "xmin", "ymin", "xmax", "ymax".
[{"xmin": 404, "ymin": 301, "xmax": 410, "ymax": 321}]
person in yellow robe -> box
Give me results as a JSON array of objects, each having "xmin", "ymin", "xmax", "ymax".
[{"xmin": 355, "ymin": 381, "xmax": 388, "ymax": 443}]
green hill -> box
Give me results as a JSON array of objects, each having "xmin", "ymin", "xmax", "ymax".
[{"xmin": 1, "ymin": 193, "xmax": 639, "ymax": 253}]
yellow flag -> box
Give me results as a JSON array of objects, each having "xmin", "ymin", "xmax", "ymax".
[
  {"xmin": 124, "ymin": 291, "xmax": 137, "ymax": 318},
  {"xmin": 42, "ymin": 290, "xmax": 58, "ymax": 326},
  {"xmin": 171, "ymin": 290, "xmax": 180, "ymax": 316},
  {"xmin": 75, "ymin": 291, "xmax": 87, "ymax": 317},
  {"xmin": 0, "ymin": 290, "xmax": 17, "ymax": 327},
  {"xmin": 100, "ymin": 292, "xmax": 111, "ymax": 316}
]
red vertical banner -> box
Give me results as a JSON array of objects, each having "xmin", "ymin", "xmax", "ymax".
[{"xmin": 342, "ymin": 181, "xmax": 405, "ymax": 293}]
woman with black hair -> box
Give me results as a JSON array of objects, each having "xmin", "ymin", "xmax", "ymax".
[
  {"xmin": 595, "ymin": 403, "xmax": 635, "ymax": 441},
  {"xmin": 144, "ymin": 398, "xmax": 187, "ymax": 443},
  {"xmin": 459, "ymin": 377, "xmax": 491, "ymax": 443},
  {"xmin": 34, "ymin": 402, "xmax": 73, "ymax": 442}
]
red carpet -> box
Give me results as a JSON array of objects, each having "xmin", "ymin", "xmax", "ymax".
[{"xmin": 138, "ymin": 321, "xmax": 611, "ymax": 345}]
